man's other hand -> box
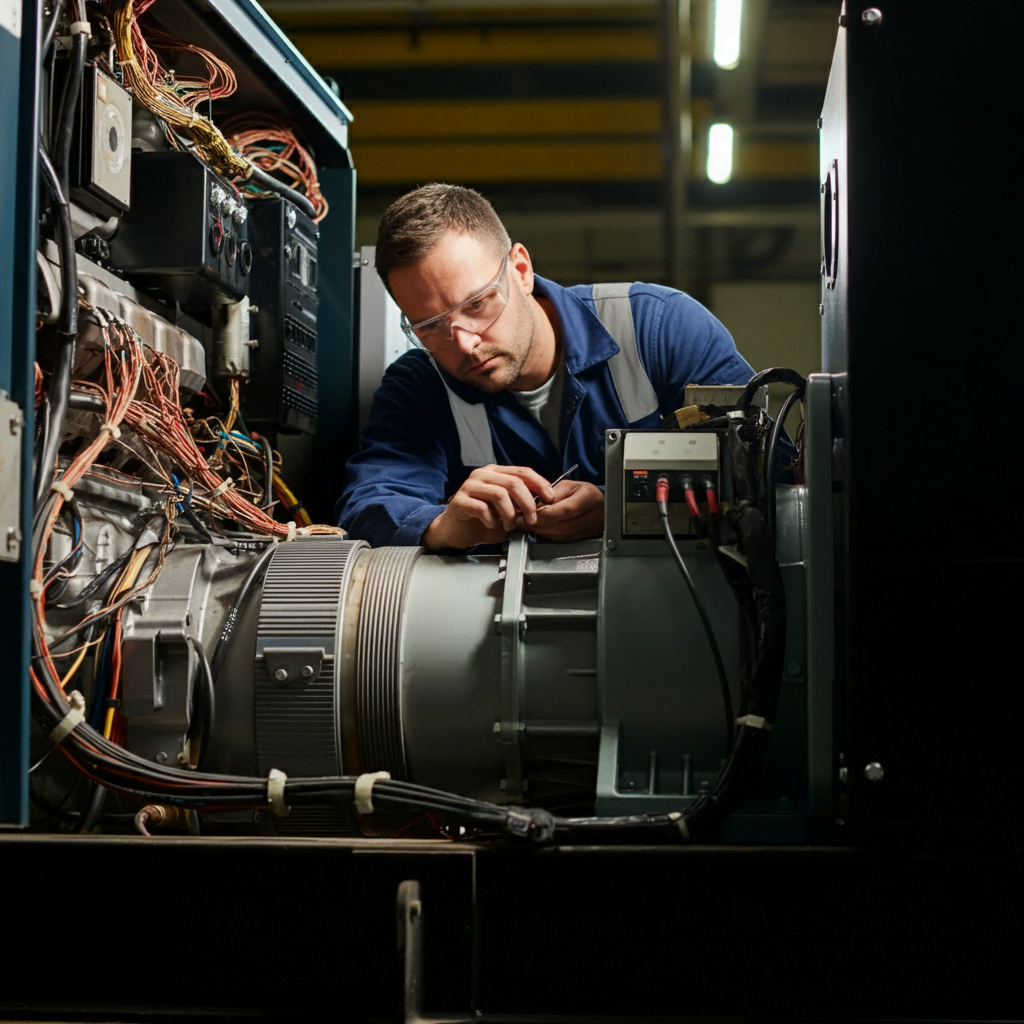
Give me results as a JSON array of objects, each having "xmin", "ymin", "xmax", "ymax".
[
  {"xmin": 528, "ymin": 480, "xmax": 604, "ymax": 542},
  {"xmin": 421, "ymin": 465, "xmax": 555, "ymax": 551}
]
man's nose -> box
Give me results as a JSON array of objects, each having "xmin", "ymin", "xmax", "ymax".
[{"xmin": 450, "ymin": 321, "xmax": 482, "ymax": 353}]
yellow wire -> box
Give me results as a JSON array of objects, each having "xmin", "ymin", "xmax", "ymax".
[
  {"xmin": 101, "ymin": 548, "xmax": 151, "ymax": 740},
  {"xmin": 273, "ymin": 471, "xmax": 313, "ymax": 526},
  {"xmin": 60, "ymin": 647, "xmax": 89, "ymax": 691}
]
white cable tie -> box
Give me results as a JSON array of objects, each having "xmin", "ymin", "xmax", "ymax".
[
  {"xmin": 209, "ymin": 477, "xmax": 233, "ymax": 501},
  {"xmin": 50, "ymin": 480, "xmax": 74, "ymax": 502},
  {"xmin": 29, "ymin": 579, "xmax": 44, "ymax": 599},
  {"xmin": 354, "ymin": 771, "xmax": 391, "ymax": 815},
  {"xmin": 267, "ymin": 768, "xmax": 289, "ymax": 818},
  {"xmin": 735, "ymin": 714, "xmax": 773, "ymax": 732},
  {"xmin": 69, "ymin": 20, "xmax": 91, "ymax": 35},
  {"xmin": 668, "ymin": 810, "xmax": 690, "ymax": 841},
  {"xmin": 50, "ymin": 690, "xmax": 87, "ymax": 744},
  {"xmin": 285, "ymin": 521, "xmax": 297, "ymax": 542},
  {"xmin": 98, "ymin": 421, "xmax": 121, "ymax": 440}
]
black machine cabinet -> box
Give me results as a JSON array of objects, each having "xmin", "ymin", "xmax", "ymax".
[
  {"xmin": 244, "ymin": 197, "xmax": 319, "ymax": 435},
  {"xmin": 820, "ymin": 2, "xmax": 1021, "ymax": 835},
  {"xmin": 108, "ymin": 150, "xmax": 250, "ymax": 310}
]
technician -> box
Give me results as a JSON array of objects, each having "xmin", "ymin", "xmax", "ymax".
[{"xmin": 337, "ymin": 184, "xmax": 756, "ymax": 550}]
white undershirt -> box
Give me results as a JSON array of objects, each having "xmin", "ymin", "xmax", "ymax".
[{"xmin": 510, "ymin": 357, "xmax": 565, "ymax": 451}]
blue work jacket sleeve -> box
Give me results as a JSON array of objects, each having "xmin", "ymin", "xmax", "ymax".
[
  {"xmin": 635, "ymin": 287, "xmax": 756, "ymax": 411},
  {"xmin": 336, "ymin": 351, "xmax": 456, "ymax": 547}
]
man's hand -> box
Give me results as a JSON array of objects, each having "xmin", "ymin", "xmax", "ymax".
[
  {"xmin": 526, "ymin": 480, "xmax": 604, "ymax": 542},
  {"xmin": 421, "ymin": 465, "xmax": 555, "ymax": 551}
]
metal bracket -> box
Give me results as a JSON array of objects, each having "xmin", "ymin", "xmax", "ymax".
[
  {"xmin": 259, "ymin": 645, "xmax": 325, "ymax": 685},
  {"xmin": 497, "ymin": 533, "xmax": 530, "ymax": 799},
  {"xmin": 0, "ymin": 391, "xmax": 24, "ymax": 564},
  {"xmin": 397, "ymin": 879, "xmax": 474, "ymax": 1024}
]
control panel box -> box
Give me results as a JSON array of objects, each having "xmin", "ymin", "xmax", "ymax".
[
  {"xmin": 70, "ymin": 63, "xmax": 132, "ymax": 216},
  {"xmin": 108, "ymin": 151, "xmax": 250, "ymax": 310},
  {"xmin": 244, "ymin": 198, "xmax": 319, "ymax": 435},
  {"xmin": 622, "ymin": 432, "xmax": 719, "ymax": 536}
]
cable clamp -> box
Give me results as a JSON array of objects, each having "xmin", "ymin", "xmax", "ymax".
[
  {"xmin": 735, "ymin": 714, "xmax": 772, "ymax": 732},
  {"xmin": 69, "ymin": 20, "xmax": 91, "ymax": 35},
  {"xmin": 354, "ymin": 771, "xmax": 391, "ymax": 815},
  {"xmin": 285, "ymin": 520, "xmax": 297, "ymax": 542},
  {"xmin": 98, "ymin": 421, "xmax": 121, "ymax": 440},
  {"xmin": 50, "ymin": 690, "xmax": 87, "ymax": 744},
  {"xmin": 50, "ymin": 480, "xmax": 74, "ymax": 502},
  {"xmin": 209, "ymin": 477, "xmax": 233, "ymax": 501},
  {"xmin": 267, "ymin": 768, "xmax": 289, "ymax": 818}
]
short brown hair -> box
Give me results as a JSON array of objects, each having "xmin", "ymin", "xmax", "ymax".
[{"xmin": 374, "ymin": 183, "xmax": 511, "ymax": 292}]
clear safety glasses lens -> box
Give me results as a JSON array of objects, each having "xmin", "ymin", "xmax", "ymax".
[{"xmin": 403, "ymin": 288, "xmax": 507, "ymax": 350}]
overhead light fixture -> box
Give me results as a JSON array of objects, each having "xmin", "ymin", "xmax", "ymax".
[
  {"xmin": 713, "ymin": 0, "xmax": 743, "ymax": 69},
  {"xmin": 707, "ymin": 123, "xmax": 734, "ymax": 184}
]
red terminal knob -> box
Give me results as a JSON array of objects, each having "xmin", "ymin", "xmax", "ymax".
[
  {"xmin": 681, "ymin": 475, "xmax": 701, "ymax": 518},
  {"xmin": 701, "ymin": 475, "xmax": 720, "ymax": 515},
  {"xmin": 655, "ymin": 475, "xmax": 670, "ymax": 504}
]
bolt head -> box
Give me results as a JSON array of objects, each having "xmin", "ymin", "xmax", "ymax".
[
  {"xmin": 155, "ymin": 751, "xmax": 168, "ymax": 764},
  {"xmin": 862, "ymin": 7, "xmax": 883, "ymax": 25},
  {"xmin": 176, "ymin": 751, "xmax": 189, "ymax": 766},
  {"xmin": 300, "ymin": 664, "xmax": 314, "ymax": 678},
  {"xmin": 864, "ymin": 761, "xmax": 885, "ymax": 782},
  {"xmin": 606, "ymin": 538, "xmax": 617, "ymax": 550},
  {"xmin": 817, "ymin": 116, "xmax": 823, "ymax": 129},
  {"xmin": 838, "ymin": 766, "xmax": 848, "ymax": 784},
  {"xmin": 286, "ymin": 207, "xmax": 297, "ymax": 229},
  {"xmin": 274, "ymin": 667, "xmax": 288, "ymax": 681},
  {"xmin": 607, "ymin": 431, "xmax": 618, "ymax": 442}
]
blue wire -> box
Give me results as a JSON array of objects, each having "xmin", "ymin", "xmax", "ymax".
[{"xmin": 171, "ymin": 473, "xmax": 184, "ymax": 514}]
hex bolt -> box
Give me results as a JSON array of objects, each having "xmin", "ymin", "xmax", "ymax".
[
  {"xmin": 300, "ymin": 664, "xmax": 314, "ymax": 679},
  {"xmin": 155, "ymin": 751, "xmax": 168, "ymax": 764},
  {"xmin": 817, "ymin": 116, "xmax": 823, "ymax": 129},
  {"xmin": 274, "ymin": 668, "xmax": 288, "ymax": 681},
  {"xmin": 862, "ymin": 7, "xmax": 883, "ymax": 25},
  {"xmin": 864, "ymin": 761, "xmax": 885, "ymax": 782},
  {"xmin": 606, "ymin": 538, "xmax": 617, "ymax": 550}
]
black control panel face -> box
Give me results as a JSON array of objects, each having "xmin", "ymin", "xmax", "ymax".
[{"xmin": 107, "ymin": 151, "xmax": 250, "ymax": 309}]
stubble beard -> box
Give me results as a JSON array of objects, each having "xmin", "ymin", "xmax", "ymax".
[{"xmin": 458, "ymin": 287, "xmax": 536, "ymax": 394}]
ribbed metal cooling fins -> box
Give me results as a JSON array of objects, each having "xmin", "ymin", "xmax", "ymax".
[{"xmin": 252, "ymin": 538, "xmax": 423, "ymax": 836}]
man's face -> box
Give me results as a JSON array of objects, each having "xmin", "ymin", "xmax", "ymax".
[{"xmin": 388, "ymin": 231, "xmax": 538, "ymax": 393}]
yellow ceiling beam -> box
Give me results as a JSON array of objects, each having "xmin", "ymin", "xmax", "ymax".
[
  {"xmin": 348, "ymin": 98, "xmax": 662, "ymax": 139},
  {"xmin": 353, "ymin": 138, "xmax": 663, "ymax": 183},
  {"xmin": 288, "ymin": 25, "xmax": 660, "ymax": 66},
  {"xmin": 733, "ymin": 140, "xmax": 818, "ymax": 179}
]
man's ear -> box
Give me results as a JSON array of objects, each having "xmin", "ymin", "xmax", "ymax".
[{"xmin": 509, "ymin": 242, "xmax": 534, "ymax": 296}]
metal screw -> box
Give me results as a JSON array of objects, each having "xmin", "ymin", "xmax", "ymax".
[
  {"xmin": 820, "ymin": 182, "xmax": 826, "ymax": 194},
  {"xmin": 838, "ymin": 766, "xmax": 848, "ymax": 784},
  {"xmin": 819, "ymin": 304, "xmax": 824, "ymax": 316},
  {"xmin": 361, "ymin": 259, "xmax": 369, "ymax": 266},
  {"xmin": 252, "ymin": 810, "xmax": 264, "ymax": 823},
  {"xmin": 864, "ymin": 761, "xmax": 885, "ymax": 782},
  {"xmin": 838, "ymin": 13, "xmax": 847, "ymax": 26},
  {"xmin": 155, "ymin": 751, "xmax": 168, "ymax": 764},
  {"xmin": 300, "ymin": 664, "xmax": 314, "ymax": 678},
  {"xmin": 176, "ymin": 751, "xmax": 189, "ymax": 766},
  {"xmin": 274, "ymin": 668, "xmax": 288, "ymax": 681},
  {"xmin": 9, "ymin": 411, "xmax": 24, "ymax": 434},
  {"xmin": 6, "ymin": 527, "xmax": 21, "ymax": 551},
  {"xmin": 607, "ymin": 431, "xmax": 618, "ymax": 442},
  {"xmin": 286, "ymin": 207, "xmax": 297, "ymax": 229},
  {"xmin": 861, "ymin": 7, "xmax": 883, "ymax": 25},
  {"xmin": 817, "ymin": 116, "xmax": 823, "ymax": 129},
  {"xmin": 493, "ymin": 722, "xmax": 501, "ymax": 734},
  {"xmin": 606, "ymin": 538, "xmax": 617, "ymax": 550}
]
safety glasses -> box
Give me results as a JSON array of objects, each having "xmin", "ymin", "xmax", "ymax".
[{"xmin": 400, "ymin": 251, "xmax": 511, "ymax": 350}]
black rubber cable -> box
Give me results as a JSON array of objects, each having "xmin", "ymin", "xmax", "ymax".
[
  {"xmin": 53, "ymin": 23, "xmax": 87, "ymax": 197},
  {"xmin": 245, "ymin": 164, "xmax": 317, "ymax": 221},
  {"xmin": 67, "ymin": 391, "xmax": 105, "ymax": 414},
  {"xmin": 36, "ymin": 145, "xmax": 78, "ymax": 510},
  {"xmin": 258, "ymin": 435, "xmax": 274, "ymax": 509},
  {"xmin": 40, "ymin": 0, "xmax": 62, "ymax": 64},
  {"xmin": 739, "ymin": 367, "xmax": 807, "ymax": 413},
  {"xmin": 55, "ymin": 547, "xmax": 132, "ymax": 609},
  {"xmin": 185, "ymin": 634, "xmax": 216, "ymax": 771},
  {"xmin": 78, "ymin": 782, "xmax": 107, "ymax": 833},
  {"xmin": 658, "ymin": 500, "xmax": 734, "ymax": 755},
  {"xmin": 209, "ymin": 544, "xmax": 276, "ymax": 685},
  {"xmin": 765, "ymin": 387, "xmax": 804, "ymax": 537}
]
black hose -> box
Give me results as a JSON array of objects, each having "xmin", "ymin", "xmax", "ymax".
[
  {"xmin": 185, "ymin": 634, "xmax": 216, "ymax": 771},
  {"xmin": 209, "ymin": 544, "xmax": 276, "ymax": 686},
  {"xmin": 53, "ymin": 22, "xmax": 87, "ymax": 197},
  {"xmin": 41, "ymin": 0, "xmax": 62, "ymax": 64},
  {"xmin": 658, "ymin": 500, "xmax": 734, "ymax": 756},
  {"xmin": 739, "ymin": 367, "xmax": 807, "ymax": 413},
  {"xmin": 36, "ymin": 145, "xmax": 78, "ymax": 510},
  {"xmin": 765, "ymin": 387, "xmax": 804, "ymax": 537},
  {"xmin": 67, "ymin": 391, "xmax": 105, "ymax": 413},
  {"xmin": 258, "ymin": 435, "xmax": 274, "ymax": 509},
  {"xmin": 78, "ymin": 782, "xmax": 108, "ymax": 833},
  {"xmin": 246, "ymin": 164, "xmax": 317, "ymax": 221}
]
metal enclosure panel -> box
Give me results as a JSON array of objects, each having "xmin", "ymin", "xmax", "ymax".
[
  {"xmin": 829, "ymin": 2, "xmax": 1021, "ymax": 830},
  {"xmin": 357, "ymin": 245, "xmax": 414, "ymax": 432},
  {"xmin": 0, "ymin": 3, "xmax": 39, "ymax": 827}
]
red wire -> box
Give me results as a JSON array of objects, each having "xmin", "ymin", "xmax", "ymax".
[
  {"xmin": 684, "ymin": 488, "xmax": 700, "ymax": 518},
  {"xmin": 705, "ymin": 485, "xmax": 720, "ymax": 516}
]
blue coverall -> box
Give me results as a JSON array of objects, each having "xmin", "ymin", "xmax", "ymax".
[{"xmin": 337, "ymin": 276, "xmax": 755, "ymax": 548}]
